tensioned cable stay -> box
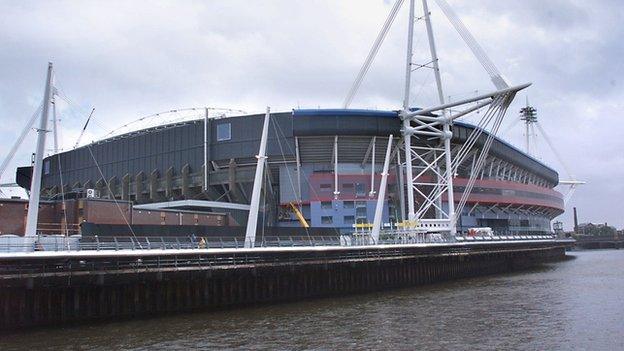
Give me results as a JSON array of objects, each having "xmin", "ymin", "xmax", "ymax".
[
  {"xmin": 343, "ymin": 0, "xmax": 405, "ymax": 108},
  {"xmin": 270, "ymin": 117, "xmax": 312, "ymax": 240},
  {"xmin": 535, "ymin": 121, "xmax": 573, "ymax": 179},
  {"xmin": 433, "ymin": 0, "xmax": 508, "ymax": 89},
  {"xmin": 414, "ymin": 95, "xmax": 506, "ymax": 218},
  {"xmin": 454, "ymin": 94, "xmax": 514, "ymax": 220},
  {"xmin": 86, "ymin": 145, "xmax": 140, "ymax": 242},
  {"xmin": 0, "ymin": 103, "xmax": 43, "ymax": 182},
  {"xmin": 420, "ymin": 96, "xmax": 503, "ymax": 211},
  {"xmin": 271, "ymin": 118, "xmax": 345, "ymax": 239}
]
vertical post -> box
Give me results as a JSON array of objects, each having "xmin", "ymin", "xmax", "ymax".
[
  {"xmin": 402, "ymin": 0, "xmax": 416, "ymax": 222},
  {"xmin": 402, "ymin": 0, "xmax": 415, "ymax": 110},
  {"xmin": 397, "ymin": 149, "xmax": 406, "ymax": 221},
  {"xmin": 369, "ymin": 136, "xmax": 376, "ymax": 197},
  {"xmin": 443, "ymin": 128, "xmax": 456, "ymax": 236},
  {"xmin": 573, "ymin": 207, "xmax": 579, "ymax": 233},
  {"xmin": 333, "ymin": 135, "xmax": 340, "ymax": 199},
  {"xmin": 244, "ymin": 107, "xmax": 271, "ymax": 248},
  {"xmin": 25, "ymin": 62, "xmax": 53, "ymax": 237},
  {"xmin": 203, "ymin": 107, "xmax": 208, "ymax": 191},
  {"xmin": 525, "ymin": 119, "xmax": 530, "ymax": 155},
  {"xmin": 423, "ymin": 0, "xmax": 456, "ymax": 236},
  {"xmin": 403, "ymin": 122, "xmax": 414, "ymax": 221},
  {"xmin": 51, "ymin": 90, "xmax": 59, "ymax": 154},
  {"xmin": 422, "ymin": 0, "xmax": 445, "ymax": 105},
  {"xmin": 294, "ymin": 136, "xmax": 302, "ymax": 202},
  {"xmin": 371, "ymin": 135, "xmax": 393, "ymax": 243}
]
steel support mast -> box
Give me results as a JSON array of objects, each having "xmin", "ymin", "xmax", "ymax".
[
  {"xmin": 51, "ymin": 89, "xmax": 59, "ymax": 154},
  {"xmin": 244, "ymin": 107, "xmax": 271, "ymax": 248},
  {"xmin": 423, "ymin": 0, "xmax": 456, "ymax": 235},
  {"xmin": 203, "ymin": 107, "xmax": 209, "ymax": 191},
  {"xmin": 25, "ymin": 63, "xmax": 53, "ymax": 237},
  {"xmin": 402, "ymin": 0, "xmax": 416, "ymax": 222},
  {"xmin": 401, "ymin": 0, "xmax": 456, "ymax": 234},
  {"xmin": 347, "ymin": 0, "xmax": 528, "ymax": 238},
  {"xmin": 371, "ymin": 135, "xmax": 394, "ymax": 243}
]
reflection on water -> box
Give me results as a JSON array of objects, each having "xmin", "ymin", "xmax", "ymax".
[{"xmin": 1, "ymin": 250, "xmax": 623, "ymax": 350}]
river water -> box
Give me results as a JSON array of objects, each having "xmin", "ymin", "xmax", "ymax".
[{"xmin": 1, "ymin": 250, "xmax": 623, "ymax": 350}]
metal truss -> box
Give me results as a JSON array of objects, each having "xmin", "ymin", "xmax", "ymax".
[
  {"xmin": 342, "ymin": 0, "xmax": 533, "ymax": 237},
  {"xmin": 400, "ymin": 84, "xmax": 527, "ymax": 235}
]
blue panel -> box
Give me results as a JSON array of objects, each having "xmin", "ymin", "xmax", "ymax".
[{"xmin": 293, "ymin": 109, "xmax": 399, "ymax": 118}]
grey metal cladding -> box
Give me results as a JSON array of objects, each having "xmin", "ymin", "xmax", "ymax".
[
  {"xmin": 211, "ymin": 112, "xmax": 295, "ymax": 160},
  {"xmin": 39, "ymin": 109, "xmax": 558, "ymax": 189},
  {"xmin": 451, "ymin": 123, "xmax": 558, "ymax": 184},
  {"xmin": 291, "ymin": 112, "xmax": 557, "ymax": 184},
  {"xmin": 42, "ymin": 120, "xmax": 204, "ymax": 188},
  {"xmin": 293, "ymin": 115, "xmax": 401, "ymax": 136}
]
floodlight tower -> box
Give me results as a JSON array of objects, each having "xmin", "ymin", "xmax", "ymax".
[{"xmin": 519, "ymin": 100, "xmax": 537, "ymax": 156}]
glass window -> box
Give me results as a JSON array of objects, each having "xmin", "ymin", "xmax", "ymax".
[
  {"xmin": 321, "ymin": 201, "xmax": 332, "ymax": 209},
  {"xmin": 356, "ymin": 207, "xmax": 367, "ymax": 218},
  {"xmin": 320, "ymin": 183, "xmax": 332, "ymax": 191},
  {"xmin": 355, "ymin": 183, "xmax": 366, "ymax": 196},
  {"xmin": 321, "ymin": 216, "xmax": 333, "ymax": 224},
  {"xmin": 343, "ymin": 201, "xmax": 354, "ymax": 209},
  {"xmin": 217, "ymin": 123, "xmax": 231, "ymax": 141},
  {"xmin": 43, "ymin": 160, "xmax": 50, "ymax": 175},
  {"xmin": 344, "ymin": 216, "xmax": 355, "ymax": 225},
  {"xmin": 355, "ymin": 201, "xmax": 366, "ymax": 208}
]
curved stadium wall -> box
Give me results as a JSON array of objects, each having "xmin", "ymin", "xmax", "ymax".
[{"xmin": 34, "ymin": 109, "xmax": 564, "ymax": 235}]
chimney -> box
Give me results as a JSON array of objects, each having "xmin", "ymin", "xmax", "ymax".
[{"xmin": 573, "ymin": 207, "xmax": 579, "ymax": 233}]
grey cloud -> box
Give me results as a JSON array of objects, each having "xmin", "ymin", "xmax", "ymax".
[{"xmin": 0, "ymin": 0, "xmax": 621, "ymax": 229}]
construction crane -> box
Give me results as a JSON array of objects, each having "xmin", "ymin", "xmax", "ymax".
[
  {"xmin": 73, "ymin": 108, "xmax": 95, "ymax": 149},
  {"xmin": 288, "ymin": 202, "xmax": 310, "ymax": 228}
]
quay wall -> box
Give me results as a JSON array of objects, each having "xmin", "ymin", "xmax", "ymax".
[{"xmin": 0, "ymin": 242, "xmax": 569, "ymax": 331}]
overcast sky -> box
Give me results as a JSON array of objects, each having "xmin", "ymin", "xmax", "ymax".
[{"xmin": 1, "ymin": 0, "xmax": 622, "ymax": 230}]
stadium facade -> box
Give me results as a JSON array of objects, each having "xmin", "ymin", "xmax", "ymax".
[{"xmin": 27, "ymin": 109, "xmax": 564, "ymax": 235}]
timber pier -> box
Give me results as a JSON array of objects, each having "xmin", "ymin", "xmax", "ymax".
[{"xmin": 0, "ymin": 238, "xmax": 573, "ymax": 331}]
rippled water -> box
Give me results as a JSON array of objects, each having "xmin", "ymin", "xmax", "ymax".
[{"xmin": 1, "ymin": 250, "xmax": 623, "ymax": 350}]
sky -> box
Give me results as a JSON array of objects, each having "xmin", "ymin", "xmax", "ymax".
[{"xmin": 0, "ymin": 0, "xmax": 622, "ymax": 230}]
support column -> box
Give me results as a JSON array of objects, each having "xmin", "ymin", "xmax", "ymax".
[
  {"xmin": 396, "ymin": 150, "xmax": 406, "ymax": 222},
  {"xmin": 371, "ymin": 135, "xmax": 393, "ymax": 243},
  {"xmin": 108, "ymin": 176, "xmax": 118, "ymax": 199},
  {"xmin": 204, "ymin": 108, "xmax": 209, "ymax": 191},
  {"xmin": 25, "ymin": 62, "xmax": 54, "ymax": 237},
  {"xmin": 121, "ymin": 174, "xmax": 130, "ymax": 200},
  {"xmin": 294, "ymin": 136, "xmax": 302, "ymax": 202},
  {"xmin": 369, "ymin": 136, "xmax": 377, "ymax": 197},
  {"xmin": 228, "ymin": 159, "xmax": 243, "ymax": 203},
  {"xmin": 149, "ymin": 170, "xmax": 162, "ymax": 202},
  {"xmin": 95, "ymin": 179, "xmax": 105, "ymax": 199},
  {"xmin": 244, "ymin": 107, "xmax": 271, "ymax": 248},
  {"xmin": 165, "ymin": 167, "xmax": 174, "ymax": 200},
  {"xmin": 135, "ymin": 171, "xmax": 146, "ymax": 202},
  {"xmin": 333, "ymin": 135, "xmax": 340, "ymax": 200},
  {"xmin": 401, "ymin": 0, "xmax": 416, "ymax": 222},
  {"xmin": 180, "ymin": 165, "xmax": 191, "ymax": 199}
]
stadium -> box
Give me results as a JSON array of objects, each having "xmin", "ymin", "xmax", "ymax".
[{"xmin": 22, "ymin": 108, "xmax": 564, "ymax": 235}]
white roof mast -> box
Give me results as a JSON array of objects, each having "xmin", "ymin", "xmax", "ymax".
[{"xmin": 25, "ymin": 62, "xmax": 54, "ymax": 237}]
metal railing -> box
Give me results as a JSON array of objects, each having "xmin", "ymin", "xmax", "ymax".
[
  {"xmin": 0, "ymin": 243, "xmax": 484, "ymax": 276},
  {"xmin": 455, "ymin": 234, "xmax": 557, "ymax": 242},
  {"xmin": 0, "ymin": 232, "xmax": 559, "ymax": 254}
]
